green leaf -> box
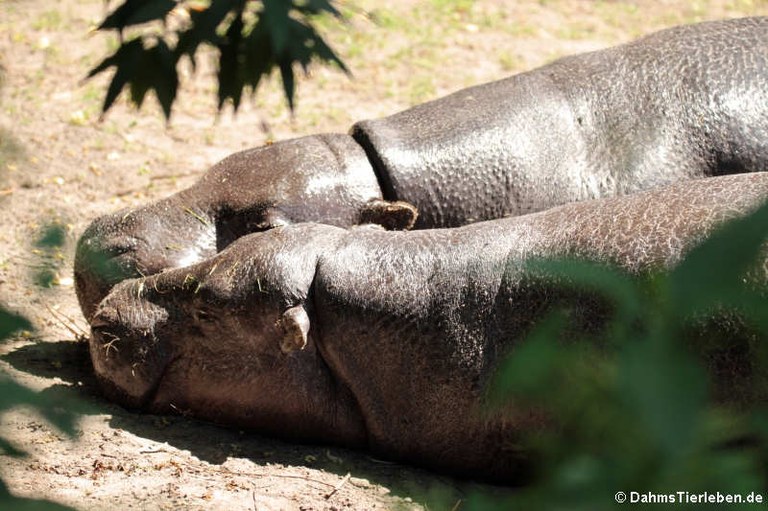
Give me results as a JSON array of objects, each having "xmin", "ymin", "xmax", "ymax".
[
  {"xmin": 0, "ymin": 490, "xmax": 78, "ymax": 510},
  {"xmin": 241, "ymin": 16, "xmax": 275, "ymax": 90},
  {"xmin": 488, "ymin": 311, "xmax": 566, "ymax": 405},
  {"xmin": 279, "ymin": 61, "xmax": 296, "ymax": 110},
  {"xmin": 619, "ymin": 332, "xmax": 707, "ymax": 460},
  {"xmin": 262, "ymin": 0, "xmax": 291, "ymax": 56},
  {"xmin": 91, "ymin": 0, "xmax": 348, "ymax": 116},
  {"xmin": 87, "ymin": 38, "xmax": 145, "ymax": 115},
  {"xmin": 0, "ymin": 377, "xmax": 82, "ymax": 437},
  {"xmin": 98, "ymin": 0, "xmax": 177, "ymax": 31},
  {"xmin": 0, "ymin": 307, "xmax": 31, "ymax": 341},
  {"xmin": 216, "ymin": 10, "xmax": 246, "ymax": 110},
  {"xmin": 298, "ymin": 0, "xmax": 342, "ymax": 17},
  {"xmin": 87, "ymin": 38, "xmax": 178, "ymax": 119},
  {"xmin": 175, "ymin": 0, "xmax": 238, "ymax": 65},
  {"xmin": 34, "ymin": 224, "xmax": 66, "ymax": 250},
  {"xmin": 257, "ymin": 0, "xmax": 349, "ymax": 110},
  {"xmin": 525, "ymin": 258, "xmax": 642, "ymax": 327},
  {"xmin": 668, "ymin": 200, "xmax": 768, "ymax": 317},
  {"xmin": 0, "ymin": 436, "xmax": 24, "ymax": 457},
  {"xmin": 146, "ymin": 39, "xmax": 178, "ymax": 119}
]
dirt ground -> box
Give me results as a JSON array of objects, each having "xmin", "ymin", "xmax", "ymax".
[{"xmin": 2, "ymin": 1, "xmax": 768, "ymax": 509}]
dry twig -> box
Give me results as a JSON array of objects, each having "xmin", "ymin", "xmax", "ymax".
[
  {"xmin": 324, "ymin": 472, "xmax": 351, "ymax": 500},
  {"xmin": 44, "ymin": 303, "xmax": 88, "ymax": 339}
]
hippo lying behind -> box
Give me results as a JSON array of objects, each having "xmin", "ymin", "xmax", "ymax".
[
  {"xmin": 89, "ymin": 173, "xmax": 768, "ymax": 482},
  {"xmin": 75, "ymin": 16, "xmax": 768, "ymax": 321}
]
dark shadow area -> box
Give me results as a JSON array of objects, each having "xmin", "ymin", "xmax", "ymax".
[
  {"xmin": 2, "ymin": 339, "xmax": 514, "ymax": 509},
  {"xmin": 3, "ymin": 339, "xmax": 94, "ymax": 388},
  {"xmin": 2, "ymin": 339, "xmax": 110, "ymax": 414}
]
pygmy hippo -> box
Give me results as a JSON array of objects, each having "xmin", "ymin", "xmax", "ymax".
[
  {"xmin": 75, "ymin": 16, "xmax": 768, "ymax": 320},
  {"xmin": 89, "ymin": 173, "xmax": 768, "ymax": 482}
]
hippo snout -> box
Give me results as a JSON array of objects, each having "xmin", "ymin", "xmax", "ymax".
[
  {"xmin": 75, "ymin": 203, "xmax": 217, "ymax": 321},
  {"xmin": 89, "ymin": 294, "xmax": 173, "ymax": 409}
]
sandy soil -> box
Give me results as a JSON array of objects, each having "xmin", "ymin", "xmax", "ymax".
[{"xmin": 1, "ymin": 1, "xmax": 767, "ymax": 509}]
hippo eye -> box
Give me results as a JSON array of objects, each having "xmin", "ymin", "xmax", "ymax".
[
  {"xmin": 250, "ymin": 221, "xmax": 274, "ymax": 232},
  {"xmin": 250, "ymin": 209, "xmax": 289, "ymax": 232},
  {"xmin": 251, "ymin": 215, "xmax": 288, "ymax": 232}
]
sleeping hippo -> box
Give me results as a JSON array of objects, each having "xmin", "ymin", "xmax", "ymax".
[
  {"xmin": 75, "ymin": 16, "xmax": 768, "ymax": 320},
  {"xmin": 88, "ymin": 172, "xmax": 768, "ymax": 482}
]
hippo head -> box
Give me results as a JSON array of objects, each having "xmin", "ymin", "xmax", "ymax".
[
  {"xmin": 75, "ymin": 204, "xmax": 218, "ymax": 322},
  {"xmin": 75, "ymin": 134, "xmax": 416, "ymax": 321},
  {"xmin": 199, "ymin": 134, "xmax": 417, "ymax": 247},
  {"xmin": 89, "ymin": 286, "xmax": 174, "ymax": 408},
  {"xmin": 88, "ymin": 225, "xmax": 365, "ymax": 442}
]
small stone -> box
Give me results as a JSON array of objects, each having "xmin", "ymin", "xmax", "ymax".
[{"xmin": 349, "ymin": 477, "xmax": 371, "ymax": 488}]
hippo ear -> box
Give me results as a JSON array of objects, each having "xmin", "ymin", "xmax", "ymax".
[
  {"xmin": 279, "ymin": 305, "xmax": 310, "ymax": 353},
  {"xmin": 360, "ymin": 199, "xmax": 418, "ymax": 231}
]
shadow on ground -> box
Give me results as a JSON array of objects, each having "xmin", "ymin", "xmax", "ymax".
[{"xmin": 2, "ymin": 339, "xmax": 514, "ymax": 509}]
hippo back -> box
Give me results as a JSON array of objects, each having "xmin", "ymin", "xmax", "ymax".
[
  {"xmin": 352, "ymin": 17, "xmax": 768, "ymax": 228},
  {"xmin": 311, "ymin": 172, "xmax": 768, "ymax": 480}
]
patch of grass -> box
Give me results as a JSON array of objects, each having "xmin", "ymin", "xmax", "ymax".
[
  {"xmin": 368, "ymin": 8, "xmax": 412, "ymax": 31},
  {"xmin": 556, "ymin": 20, "xmax": 599, "ymax": 41},
  {"xmin": 498, "ymin": 51, "xmax": 525, "ymax": 73},
  {"xmin": 31, "ymin": 10, "xmax": 63, "ymax": 31},
  {"xmin": 497, "ymin": 18, "xmax": 538, "ymax": 37},
  {"xmin": 137, "ymin": 163, "xmax": 151, "ymax": 176},
  {"xmin": 430, "ymin": 0, "xmax": 475, "ymax": 16},
  {"xmin": 727, "ymin": 0, "xmax": 758, "ymax": 9},
  {"xmin": 593, "ymin": 1, "xmax": 642, "ymax": 34},
  {"xmin": 407, "ymin": 75, "xmax": 436, "ymax": 105}
]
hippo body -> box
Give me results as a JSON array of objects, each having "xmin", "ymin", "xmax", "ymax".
[
  {"xmin": 352, "ymin": 16, "xmax": 768, "ymax": 227},
  {"xmin": 75, "ymin": 17, "xmax": 768, "ymax": 319},
  {"xmin": 89, "ymin": 173, "xmax": 768, "ymax": 482}
]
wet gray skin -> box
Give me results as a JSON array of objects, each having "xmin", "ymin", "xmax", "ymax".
[
  {"xmin": 76, "ymin": 17, "xmax": 768, "ymax": 320},
  {"xmin": 90, "ymin": 173, "xmax": 768, "ymax": 482}
]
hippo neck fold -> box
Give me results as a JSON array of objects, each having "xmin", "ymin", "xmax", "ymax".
[{"xmin": 349, "ymin": 72, "xmax": 592, "ymax": 229}]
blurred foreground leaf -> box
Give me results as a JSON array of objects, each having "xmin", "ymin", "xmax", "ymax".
[
  {"xmin": 0, "ymin": 307, "xmax": 31, "ymax": 341},
  {"xmin": 0, "ymin": 224, "xmax": 85, "ymax": 509},
  {"xmin": 0, "ymin": 478, "xmax": 75, "ymax": 511},
  {"xmin": 473, "ymin": 200, "xmax": 768, "ymax": 510},
  {"xmin": 668, "ymin": 200, "xmax": 768, "ymax": 318}
]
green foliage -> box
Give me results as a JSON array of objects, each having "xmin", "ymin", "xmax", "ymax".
[
  {"xmin": 475, "ymin": 200, "xmax": 768, "ymax": 509},
  {"xmin": 0, "ymin": 308, "xmax": 31, "ymax": 342},
  {"xmin": 0, "ymin": 479, "xmax": 77, "ymax": 511},
  {"xmin": 0, "ymin": 224, "xmax": 80, "ymax": 509},
  {"xmin": 32, "ymin": 222, "xmax": 69, "ymax": 288},
  {"xmin": 0, "ymin": 306, "xmax": 79, "ymax": 510},
  {"xmin": 88, "ymin": 0, "xmax": 349, "ymax": 118}
]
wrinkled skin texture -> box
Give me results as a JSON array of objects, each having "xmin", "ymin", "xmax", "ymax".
[
  {"xmin": 75, "ymin": 17, "xmax": 768, "ymax": 320},
  {"xmin": 353, "ymin": 16, "xmax": 768, "ymax": 227},
  {"xmin": 90, "ymin": 173, "xmax": 768, "ymax": 482},
  {"xmin": 75, "ymin": 134, "xmax": 398, "ymax": 321}
]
